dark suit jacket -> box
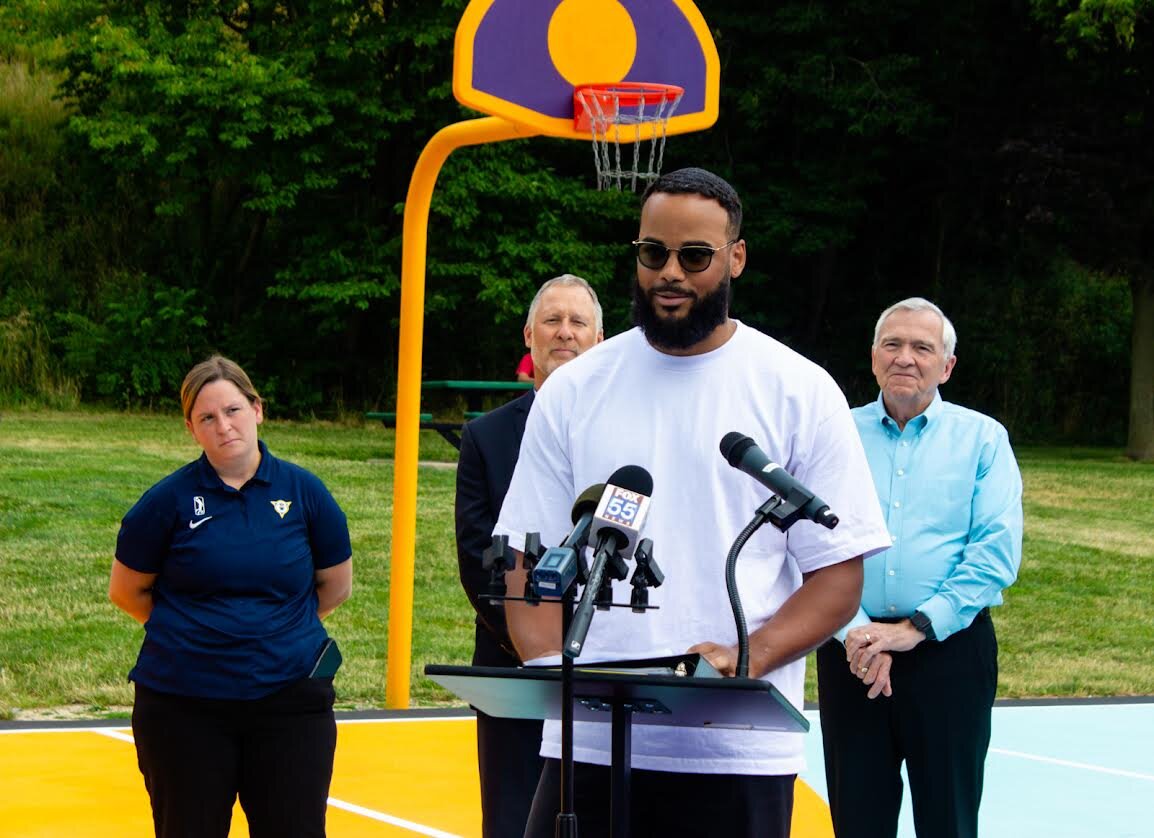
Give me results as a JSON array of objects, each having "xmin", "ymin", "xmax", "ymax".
[{"xmin": 455, "ymin": 390, "xmax": 534, "ymax": 667}]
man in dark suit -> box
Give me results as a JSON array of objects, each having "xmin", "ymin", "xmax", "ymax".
[{"xmin": 455, "ymin": 273, "xmax": 604, "ymax": 838}]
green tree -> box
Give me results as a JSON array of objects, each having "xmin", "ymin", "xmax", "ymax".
[
  {"xmin": 678, "ymin": 0, "xmax": 1134, "ymax": 444},
  {"xmin": 1, "ymin": 0, "xmax": 1146, "ymax": 444},
  {"xmin": 28, "ymin": 1, "xmax": 632, "ymax": 410},
  {"xmin": 1019, "ymin": 0, "xmax": 1154, "ymax": 459}
]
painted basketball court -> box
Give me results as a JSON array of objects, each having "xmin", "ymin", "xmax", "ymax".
[{"xmin": 2, "ymin": 700, "xmax": 1150, "ymax": 837}]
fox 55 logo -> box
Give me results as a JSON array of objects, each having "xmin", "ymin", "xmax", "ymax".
[{"xmin": 598, "ymin": 486, "xmax": 648, "ymax": 527}]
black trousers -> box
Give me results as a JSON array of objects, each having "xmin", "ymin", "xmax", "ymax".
[
  {"xmin": 476, "ymin": 709, "xmax": 544, "ymax": 838},
  {"xmin": 816, "ymin": 610, "xmax": 998, "ymax": 838},
  {"xmin": 132, "ymin": 678, "xmax": 337, "ymax": 838},
  {"xmin": 524, "ymin": 757, "xmax": 796, "ymax": 838}
]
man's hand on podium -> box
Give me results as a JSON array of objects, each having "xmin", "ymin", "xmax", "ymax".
[{"xmin": 686, "ymin": 641, "xmax": 738, "ymax": 678}]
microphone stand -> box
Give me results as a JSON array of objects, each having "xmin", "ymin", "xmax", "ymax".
[
  {"xmin": 552, "ymin": 530, "xmax": 591, "ymax": 837},
  {"xmin": 483, "ymin": 533, "xmax": 663, "ymax": 837},
  {"xmin": 725, "ymin": 494, "xmax": 810, "ymax": 678},
  {"xmin": 557, "ymin": 586, "xmax": 578, "ymax": 838},
  {"xmin": 564, "ymin": 542, "xmax": 614, "ymax": 658},
  {"xmin": 484, "ymin": 532, "xmax": 581, "ymax": 834}
]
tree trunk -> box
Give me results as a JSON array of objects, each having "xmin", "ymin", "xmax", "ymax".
[{"xmin": 1127, "ymin": 272, "xmax": 1154, "ymax": 461}]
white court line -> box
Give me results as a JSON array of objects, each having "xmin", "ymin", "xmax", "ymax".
[
  {"xmin": 94, "ymin": 729, "xmax": 135, "ymax": 744},
  {"xmin": 327, "ymin": 797, "xmax": 463, "ymax": 837},
  {"xmin": 990, "ymin": 748, "xmax": 1154, "ymax": 782}
]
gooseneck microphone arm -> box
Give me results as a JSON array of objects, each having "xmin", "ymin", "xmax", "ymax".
[
  {"xmin": 720, "ymin": 432, "xmax": 841, "ymax": 678},
  {"xmin": 725, "ymin": 521, "xmax": 756, "ymax": 679},
  {"xmin": 726, "ymin": 494, "xmax": 792, "ymax": 678}
]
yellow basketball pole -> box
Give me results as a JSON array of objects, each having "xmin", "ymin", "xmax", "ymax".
[{"xmin": 386, "ymin": 116, "xmax": 539, "ymax": 708}]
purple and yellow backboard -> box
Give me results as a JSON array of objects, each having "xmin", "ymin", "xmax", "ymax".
[{"xmin": 453, "ymin": 0, "xmax": 720, "ymax": 140}]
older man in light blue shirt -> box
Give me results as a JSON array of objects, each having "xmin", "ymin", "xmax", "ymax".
[{"xmin": 817, "ymin": 297, "xmax": 1023, "ymax": 838}]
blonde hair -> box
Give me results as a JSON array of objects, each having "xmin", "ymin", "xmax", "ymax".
[{"xmin": 180, "ymin": 355, "xmax": 261, "ymax": 422}]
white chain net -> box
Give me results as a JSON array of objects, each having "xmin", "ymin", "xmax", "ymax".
[{"xmin": 576, "ymin": 86, "xmax": 683, "ymax": 191}]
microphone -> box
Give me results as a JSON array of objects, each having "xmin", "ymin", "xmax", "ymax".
[
  {"xmin": 531, "ymin": 483, "xmax": 604, "ymax": 597},
  {"xmin": 566, "ymin": 465, "xmax": 654, "ymax": 658},
  {"xmin": 561, "ymin": 483, "xmax": 605, "ymax": 551},
  {"xmin": 719, "ymin": 432, "xmax": 839, "ymax": 529},
  {"xmin": 587, "ymin": 465, "xmax": 654, "ymax": 559}
]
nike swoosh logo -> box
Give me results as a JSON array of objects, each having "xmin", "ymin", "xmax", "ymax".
[{"xmin": 189, "ymin": 516, "xmax": 214, "ymax": 529}]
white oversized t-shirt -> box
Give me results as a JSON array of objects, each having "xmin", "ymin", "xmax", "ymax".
[{"xmin": 494, "ymin": 321, "xmax": 890, "ymax": 775}]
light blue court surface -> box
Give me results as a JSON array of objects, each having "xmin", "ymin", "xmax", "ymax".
[{"xmin": 800, "ymin": 700, "xmax": 1154, "ymax": 838}]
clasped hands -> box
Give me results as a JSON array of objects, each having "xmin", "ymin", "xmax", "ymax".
[
  {"xmin": 844, "ymin": 620, "xmax": 928, "ymax": 699},
  {"xmin": 687, "ymin": 617, "xmax": 929, "ymax": 695}
]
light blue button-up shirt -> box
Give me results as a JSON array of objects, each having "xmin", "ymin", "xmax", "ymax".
[{"xmin": 839, "ymin": 392, "xmax": 1023, "ymax": 641}]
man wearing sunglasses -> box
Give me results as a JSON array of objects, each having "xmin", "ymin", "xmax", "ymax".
[
  {"xmin": 495, "ymin": 168, "xmax": 890, "ymax": 837},
  {"xmin": 456, "ymin": 274, "xmax": 604, "ymax": 838}
]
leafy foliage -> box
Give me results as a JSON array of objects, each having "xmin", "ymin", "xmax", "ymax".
[
  {"xmin": 58, "ymin": 281, "xmax": 208, "ymax": 407},
  {"xmin": 0, "ymin": 0, "xmax": 1147, "ymax": 446}
]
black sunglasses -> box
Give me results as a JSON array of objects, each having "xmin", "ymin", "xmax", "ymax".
[{"xmin": 631, "ymin": 239, "xmax": 738, "ymax": 273}]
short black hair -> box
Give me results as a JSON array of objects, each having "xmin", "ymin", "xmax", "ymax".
[{"xmin": 641, "ymin": 167, "xmax": 743, "ymax": 237}]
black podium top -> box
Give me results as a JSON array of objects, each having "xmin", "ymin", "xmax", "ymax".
[{"xmin": 426, "ymin": 656, "xmax": 808, "ymax": 733}]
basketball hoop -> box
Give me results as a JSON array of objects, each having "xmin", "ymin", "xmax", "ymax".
[{"xmin": 574, "ymin": 82, "xmax": 684, "ymax": 192}]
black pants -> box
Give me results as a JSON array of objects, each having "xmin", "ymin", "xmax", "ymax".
[
  {"xmin": 816, "ymin": 610, "xmax": 998, "ymax": 838},
  {"xmin": 524, "ymin": 758, "xmax": 796, "ymax": 838},
  {"xmin": 132, "ymin": 678, "xmax": 337, "ymax": 838},
  {"xmin": 476, "ymin": 710, "xmax": 544, "ymax": 838}
]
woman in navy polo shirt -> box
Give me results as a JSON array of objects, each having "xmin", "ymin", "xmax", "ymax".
[{"xmin": 110, "ymin": 355, "xmax": 353, "ymax": 838}]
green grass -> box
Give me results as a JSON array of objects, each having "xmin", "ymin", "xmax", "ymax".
[
  {"xmin": 995, "ymin": 447, "xmax": 1154, "ymax": 696},
  {"xmin": 801, "ymin": 447, "xmax": 1154, "ymax": 701},
  {"xmin": 1, "ymin": 413, "xmax": 1152, "ymax": 719},
  {"xmin": 0, "ymin": 409, "xmax": 463, "ymax": 718}
]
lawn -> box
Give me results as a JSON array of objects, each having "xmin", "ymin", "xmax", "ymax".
[{"xmin": 1, "ymin": 411, "xmax": 1151, "ymax": 719}]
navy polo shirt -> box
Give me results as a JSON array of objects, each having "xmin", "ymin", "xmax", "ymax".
[{"xmin": 116, "ymin": 440, "xmax": 351, "ymax": 700}]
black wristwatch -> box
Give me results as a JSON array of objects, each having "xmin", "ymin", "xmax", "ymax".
[{"xmin": 910, "ymin": 610, "xmax": 936, "ymax": 641}]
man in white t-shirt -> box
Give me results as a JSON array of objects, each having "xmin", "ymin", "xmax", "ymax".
[{"xmin": 494, "ymin": 167, "xmax": 890, "ymax": 837}]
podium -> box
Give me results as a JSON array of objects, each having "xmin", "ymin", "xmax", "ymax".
[{"xmin": 426, "ymin": 656, "xmax": 809, "ymax": 836}]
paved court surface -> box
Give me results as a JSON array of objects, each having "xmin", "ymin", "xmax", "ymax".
[
  {"xmin": 801, "ymin": 700, "xmax": 1154, "ymax": 838},
  {"xmin": 2, "ymin": 701, "xmax": 1151, "ymax": 837}
]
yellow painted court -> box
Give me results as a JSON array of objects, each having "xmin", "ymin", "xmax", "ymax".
[{"xmin": 1, "ymin": 714, "xmax": 834, "ymax": 837}]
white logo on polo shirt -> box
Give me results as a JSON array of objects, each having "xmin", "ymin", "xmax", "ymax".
[
  {"xmin": 271, "ymin": 500, "xmax": 292, "ymax": 519},
  {"xmin": 193, "ymin": 496, "xmax": 205, "ymax": 516},
  {"xmin": 189, "ymin": 516, "xmax": 214, "ymax": 530}
]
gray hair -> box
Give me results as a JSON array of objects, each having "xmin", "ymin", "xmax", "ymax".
[
  {"xmin": 872, "ymin": 297, "xmax": 957, "ymax": 357},
  {"xmin": 525, "ymin": 274, "xmax": 603, "ymax": 335}
]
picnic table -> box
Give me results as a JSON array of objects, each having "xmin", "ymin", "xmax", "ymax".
[{"xmin": 368, "ymin": 380, "xmax": 533, "ymax": 450}]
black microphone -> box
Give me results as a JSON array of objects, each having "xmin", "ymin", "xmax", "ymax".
[
  {"xmin": 719, "ymin": 432, "xmax": 839, "ymax": 529},
  {"xmin": 561, "ymin": 483, "xmax": 605, "ymax": 551},
  {"xmin": 531, "ymin": 483, "xmax": 604, "ymax": 597},
  {"xmin": 565, "ymin": 465, "xmax": 654, "ymax": 658}
]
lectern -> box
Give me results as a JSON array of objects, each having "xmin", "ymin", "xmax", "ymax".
[{"xmin": 426, "ymin": 655, "xmax": 809, "ymax": 837}]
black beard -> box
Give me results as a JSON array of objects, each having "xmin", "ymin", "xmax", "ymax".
[{"xmin": 631, "ymin": 274, "xmax": 731, "ymax": 351}]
